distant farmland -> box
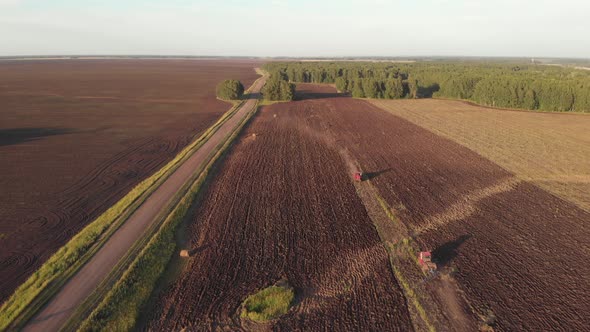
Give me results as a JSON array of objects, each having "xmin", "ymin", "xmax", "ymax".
[{"xmin": 0, "ymin": 59, "xmax": 260, "ymax": 303}]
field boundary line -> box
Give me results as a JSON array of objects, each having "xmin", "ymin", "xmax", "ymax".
[
  {"xmin": 0, "ymin": 72, "xmax": 264, "ymax": 331},
  {"xmin": 74, "ymin": 99, "xmax": 262, "ymax": 332}
]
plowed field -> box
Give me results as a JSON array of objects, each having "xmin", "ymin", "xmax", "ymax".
[
  {"xmin": 0, "ymin": 59, "xmax": 260, "ymax": 303},
  {"xmin": 146, "ymin": 89, "xmax": 413, "ymax": 331},
  {"xmin": 291, "ymin": 84, "xmax": 589, "ymax": 331}
]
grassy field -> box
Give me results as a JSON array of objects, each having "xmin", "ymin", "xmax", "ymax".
[{"xmin": 370, "ymin": 99, "xmax": 590, "ymax": 212}]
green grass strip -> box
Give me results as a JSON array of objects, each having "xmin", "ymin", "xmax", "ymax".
[
  {"xmin": 77, "ymin": 167, "xmax": 200, "ymax": 332},
  {"xmin": 391, "ymin": 262, "xmax": 435, "ymax": 332},
  {"xmin": 374, "ymin": 193, "xmax": 435, "ymax": 332},
  {"xmin": 375, "ymin": 194, "xmax": 400, "ymax": 225}
]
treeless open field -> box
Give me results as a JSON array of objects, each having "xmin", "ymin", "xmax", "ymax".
[
  {"xmin": 146, "ymin": 90, "xmax": 413, "ymax": 331},
  {"xmin": 0, "ymin": 59, "xmax": 260, "ymax": 303},
  {"xmin": 280, "ymin": 84, "xmax": 588, "ymax": 331},
  {"xmin": 370, "ymin": 98, "xmax": 590, "ymax": 213}
]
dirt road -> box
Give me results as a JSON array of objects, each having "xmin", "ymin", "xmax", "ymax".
[{"xmin": 22, "ymin": 76, "xmax": 266, "ymax": 332}]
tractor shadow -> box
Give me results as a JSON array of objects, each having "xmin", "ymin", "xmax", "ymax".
[
  {"xmin": 188, "ymin": 244, "xmax": 211, "ymax": 256},
  {"xmin": 364, "ymin": 168, "xmax": 392, "ymax": 180},
  {"xmin": 432, "ymin": 234, "xmax": 471, "ymax": 267}
]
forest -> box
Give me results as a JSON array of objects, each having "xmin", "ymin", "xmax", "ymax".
[{"xmin": 262, "ymin": 62, "xmax": 590, "ymax": 112}]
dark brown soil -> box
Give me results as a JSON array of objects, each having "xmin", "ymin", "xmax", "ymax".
[
  {"xmin": 146, "ymin": 90, "xmax": 413, "ymax": 331},
  {"xmin": 291, "ymin": 84, "xmax": 590, "ymax": 331},
  {"xmin": 0, "ymin": 59, "xmax": 261, "ymax": 303}
]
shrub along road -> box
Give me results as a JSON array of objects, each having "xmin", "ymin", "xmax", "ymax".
[{"xmin": 22, "ymin": 75, "xmax": 267, "ymax": 332}]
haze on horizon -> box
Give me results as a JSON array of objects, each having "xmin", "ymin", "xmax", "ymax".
[{"xmin": 1, "ymin": 0, "xmax": 589, "ymax": 59}]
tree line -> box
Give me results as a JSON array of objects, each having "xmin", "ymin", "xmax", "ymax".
[{"xmin": 262, "ymin": 62, "xmax": 590, "ymax": 112}]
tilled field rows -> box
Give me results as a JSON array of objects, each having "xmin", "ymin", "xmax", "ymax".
[
  {"xmin": 0, "ymin": 59, "xmax": 260, "ymax": 302},
  {"xmin": 291, "ymin": 84, "xmax": 590, "ymax": 331},
  {"xmin": 147, "ymin": 98, "xmax": 414, "ymax": 331}
]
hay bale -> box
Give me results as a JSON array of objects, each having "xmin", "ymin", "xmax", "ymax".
[{"xmin": 179, "ymin": 249, "xmax": 190, "ymax": 257}]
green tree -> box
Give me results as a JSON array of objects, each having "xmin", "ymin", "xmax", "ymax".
[
  {"xmin": 384, "ymin": 78, "xmax": 405, "ymax": 99},
  {"xmin": 523, "ymin": 89, "xmax": 539, "ymax": 110},
  {"xmin": 216, "ymin": 79, "xmax": 245, "ymax": 100},
  {"xmin": 408, "ymin": 78, "xmax": 419, "ymax": 99},
  {"xmin": 262, "ymin": 75, "xmax": 295, "ymax": 101},
  {"xmin": 335, "ymin": 77, "xmax": 348, "ymax": 92},
  {"xmin": 351, "ymin": 80, "xmax": 365, "ymax": 98},
  {"xmin": 279, "ymin": 80, "xmax": 295, "ymax": 100},
  {"xmin": 362, "ymin": 79, "xmax": 380, "ymax": 98}
]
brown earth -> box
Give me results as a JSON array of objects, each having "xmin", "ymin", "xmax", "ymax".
[
  {"xmin": 0, "ymin": 59, "xmax": 261, "ymax": 303},
  {"xmin": 146, "ymin": 88, "xmax": 413, "ymax": 331},
  {"xmin": 291, "ymin": 84, "xmax": 590, "ymax": 331}
]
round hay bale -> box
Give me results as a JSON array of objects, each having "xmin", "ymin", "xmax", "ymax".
[{"xmin": 179, "ymin": 249, "xmax": 190, "ymax": 257}]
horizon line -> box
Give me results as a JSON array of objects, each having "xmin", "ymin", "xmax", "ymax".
[{"xmin": 1, "ymin": 54, "xmax": 589, "ymax": 61}]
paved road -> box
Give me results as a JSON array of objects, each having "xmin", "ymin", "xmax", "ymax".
[{"xmin": 23, "ymin": 75, "xmax": 266, "ymax": 332}]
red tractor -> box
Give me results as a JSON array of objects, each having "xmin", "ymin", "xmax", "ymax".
[
  {"xmin": 418, "ymin": 251, "xmax": 437, "ymax": 274},
  {"xmin": 353, "ymin": 172, "xmax": 364, "ymax": 182}
]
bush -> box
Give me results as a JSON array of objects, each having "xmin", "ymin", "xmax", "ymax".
[
  {"xmin": 241, "ymin": 284, "xmax": 294, "ymax": 322},
  {"xmin": 216, "ymin": 79, "xmax": 244, "ymax": 100}
]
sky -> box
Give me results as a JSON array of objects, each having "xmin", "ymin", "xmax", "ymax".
[{"xmin": 1, "ymin": 0, "xmax": 589, "ymax": 58}]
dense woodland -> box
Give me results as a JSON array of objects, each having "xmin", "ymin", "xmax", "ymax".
[{"xmin": 262, "ymin": 62, "xmax": 590, "ymax": 112}]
